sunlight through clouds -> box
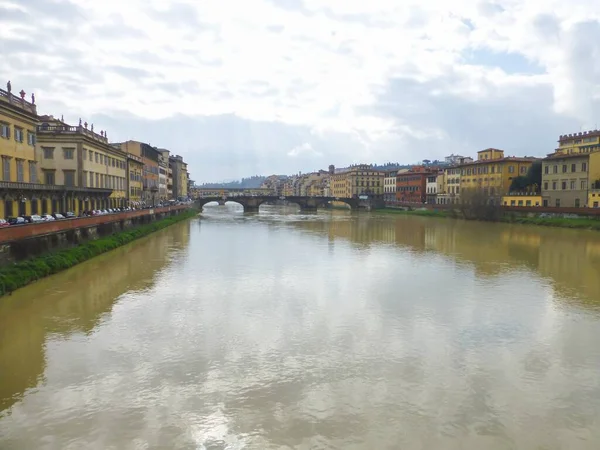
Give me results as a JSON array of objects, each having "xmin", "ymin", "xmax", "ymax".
[{"xmin": 2, "ymin": 0, "xmax": 600, "ymax": 180}]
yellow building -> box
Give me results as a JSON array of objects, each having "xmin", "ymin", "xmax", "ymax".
[
  {"xmin": 437, "ymin": 165, "xmax": 462, "ymax": 205},
  {"xmin": 459, "ymin": 149, "xmax": 537, "ymax": 200},
  {"xmin": 330, "ymin": 164, "xmax": 385, "ymax": 199},
  {"xmin": 541, "ymin": 131, "xmax": 600, "ymax": 208},
  {"xmin": 127, "ymin": 153, "xmax": 143, "ymax": 206},
  {"xmin": 37, "ymin": 116, "xmax": 127, "ymax": 212},
  {"xmin": 0, "ymin": 82, "xmax": 51, "ymax": 217},
  {"xmin": 589, "ymin": 189, "xmax": 600, "ymax": 208},
  {"xmin": 502, "ymin": 193, "xmax": 542, "ymax": 207},
  {"xmin": 180, "ymin": 161, "xmax": 188, "ymax": 199}
]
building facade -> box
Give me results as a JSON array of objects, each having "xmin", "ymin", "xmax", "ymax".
[
  {"xmin": 425, "ymin": 172, "xmax": 439, "ymax": 204},
  {"xmin": 158, "ymin": 149, "xmax": 169, "ymax": 202},
  {"xmin": 37, "ymin": 116, "xmax": 123, "ymax": 212},
  {"xmin": 330, "ymin": 164, "xmax": 385, "ymax": 199},
  {"xmin": 167, "ymin": 166, "xmax": 173, "ymax": 199},
  {"xmin": 541, "ymin": 152, "xmax": 599, "ymax": 208},
  {"xmin": 127, "ymin": 153, "xmax": 143, "ymax": 207},
  {"xmin": 437, "ymin": 165, "xmax": 462, "ymax": 205},
  {"xmin": 459, "ymin": 149, "xmax": 537, "ymax": 201},
  {"xmin": 395, "ymin": 166, "xmax": 435, "ymax": 204},
  {"xmin": 169, "ymin": 155, "xmax": 189, "ymax": 200},
  {"xmin": 0, "ymin": 82, "xmax": 46, "ymax": 217},
  {"xmin": 119, "ymin": 141, "xmax": 160, "ymax": 206},
  {"xmin": 384, "ymin": 170, "xmax": 397, "ymax": 203},
  {"xmin": 502, "ymin": 193, "xmax": 542, "ymax": 207}
]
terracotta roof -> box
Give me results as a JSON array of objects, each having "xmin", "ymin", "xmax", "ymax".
[
  {"xmin": 543, "ymin": 152, "xmax": 591, "ymax": 161},
  {"xmin": 458, "ymin": 157, "xmax": 539, "ymax": 167}
]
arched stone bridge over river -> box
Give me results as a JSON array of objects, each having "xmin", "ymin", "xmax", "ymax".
[{"xmin": 196, "ymin": 195, "xmax": 360, "ymax": 213}]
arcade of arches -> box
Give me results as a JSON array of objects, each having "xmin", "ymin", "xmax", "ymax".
[{"xmin": 0, "ymin": 187, "xmax": 118, "ymax": 218}]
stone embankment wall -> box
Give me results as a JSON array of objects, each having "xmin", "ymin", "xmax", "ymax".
[{"xmin": 0, "ymin": 206, "xmax": 190, "ymax": 266}]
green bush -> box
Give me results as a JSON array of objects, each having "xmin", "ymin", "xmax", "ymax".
[{"xmin": 0, "ymin": 209, "xmax": 198, "ymax": 297}]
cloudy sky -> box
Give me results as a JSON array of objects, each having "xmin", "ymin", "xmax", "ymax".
[{"xmin": 2, "ymin": 0, "xmax": 600, "ymax": 183}]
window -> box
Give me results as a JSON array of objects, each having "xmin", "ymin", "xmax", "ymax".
[
  {"xmin": 95, "ymin": 153, "xmax": 99, "ymax": 163},
  {"xmin": 526, "ymin": 200, "xmax": 532, "ymax": 206},
  {"xmin": 552, "ymin": 181, "xmax": 557, "ymax": 190},
  {"xmin": 14, "ymin": 127, "xmax": 23, "ymax": 143},
  {"xmin": 556, "ymin": 199, "xmax": 561, "ymax": 207},
  {"xmin": 571, "ymin": 181, "xmax": 576, "ymax": 190},
  {"xmin": 543, "ymin": 199, "xmax": 549, "ymax": 207},
  {"xmin": 544, "ymin": 165, "xmax": 549, "ymax": 174},
  {"xmin": 544, "ymin": 182, "xmax": 548, "ymax": 191},
  {"xmin": 29, "ymin": 162, "xmax": 37, "ymax": 183},
  {"xmin": 582, "ymin": 162, "xmax": 588, "ymax": 172},
  {"xmin": 553, "ymin": 165, "xmax": 558, "ymax": 174},
  {"xmin": 2, "ymin": 158, "xmax": 10, "ymax": 181},
  {"xmin": 0, "ymin": 123, "xmax": 10, "ymax": 139},
  {"xmin": 83, "ymin": 171, "xmax": 87, "ymax": 187},
  {"xmin": 44, "ymin": 170, "xmax": 55, "ymax": 185},
  {"xmin": 594, "ymin": 202, "xmax": 599, "ymax": 208},
  {"xmin": 508, "ymin": 166, "xmax": 515, "ymax": 173},
  {"xmin": 27, "ymin": 131, "xmax": 36, "ymax": 145},
  {"xmin": 63, "ymin": 148, "xmax": 74, "ymax": 159},
  {"xmin": 83, "ymin": 149, "xmax": 87, "ymax": 160},
  {"xmin": 561, "ymin": 181, "xmax": 567, "ymax": 190},
  {"xmin": 581, "ymin": 180, "xmax": 587, "ymax": 190},
  {"xmin": 571, "ymin": 163, "xmax": 576, "ymax": 172},
  {"xmin": 89, "ymin": 172, "xmax": 94, "ymax": 187},
  {"xmin": 16, "ymin": 160, "xmax": 24, "ymax": 182},
  {"xmin": 518, "ymin": 200, "xmax": 523, "ymax": 206},
  {"xmin": 43, "ymin": 147, "xmax": 54, "ymax": 159},
  {"xmin": 64, "ymin": 170, "xmax": 75, "ymax": 187},
  {"xmin": 521, "ymin": 166, "xmax": 527, "ymax": 174},
  {"xmin": 562, "ymin": 165, "xmax": 567, "ymax": 173},
  {"xmin": 95, "ymin": 173, "xmax": 99, "ymax": 187},
  {"xmin": 575, "ymin": 198, "xmax": 581, "ymax": 208}
]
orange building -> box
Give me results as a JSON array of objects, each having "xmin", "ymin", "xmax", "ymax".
[{"xmin": 396, "ymin": 166, "xmax": 437, "ymax": 204}]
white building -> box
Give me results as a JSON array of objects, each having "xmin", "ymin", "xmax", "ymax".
[
  {"xmin": 426, "ymin": 172, "xmax": 439, "ymax": 204},
  {"xmin": 384, "ymin": 170, "xmax": 397, "ymax": 203}
]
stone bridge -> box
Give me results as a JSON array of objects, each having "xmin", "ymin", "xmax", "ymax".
[{"xmin": 196, "ymin": 196, "xmax": 360, "ymax": 212}]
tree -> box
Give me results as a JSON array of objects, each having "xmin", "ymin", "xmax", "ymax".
[
  {"xmin": 459, "ymin": 189, "xmax": 502, "ymax": 221},
  {"xmin": 509, "ymin": 161, "xmax": 542, "ymax": 192}
]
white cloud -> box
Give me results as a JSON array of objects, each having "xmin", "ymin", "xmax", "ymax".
[
  {"xmin": 287, "ymin": 142, "xmax": 322, "ymax": 157},
  {"xmin": 2, "ymin": 0, "xmax": 600, "ymax": 181}
]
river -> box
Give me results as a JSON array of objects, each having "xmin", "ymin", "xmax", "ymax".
[{"xmin": 1, "ymin": 205, "xmax": 600, "ymax": 449}]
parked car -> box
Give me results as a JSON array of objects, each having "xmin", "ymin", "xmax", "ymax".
[
  {"xmin": 24, "ymin": 215, "xmax": 44, "ymax": 223},
  {"xmin": 41, "ymin": 214, "xmax": 55, "ymax": 221},
  {"xmin": 61, "ymin": 211, "xmax": 76, "ymax": 219},
  {"xmin": 8, "ymin": 217, "xmax": 26, "ymax": 225},
  {"xmin": 0, "ymin": 219, "xmax": 10, "ymax": 228},
  {"xmin": 52, "ymin": 213, "xmax": 65, "ymax": 220}
]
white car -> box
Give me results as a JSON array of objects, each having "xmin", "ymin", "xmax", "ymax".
[{"xmin": 41, "ymin": 214, "xmax": 55, "ymax": 221}]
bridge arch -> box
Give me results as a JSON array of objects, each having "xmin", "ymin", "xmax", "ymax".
[{"xmin": 196, "ymin": 195, "xmax": 358, "ymax": 212}]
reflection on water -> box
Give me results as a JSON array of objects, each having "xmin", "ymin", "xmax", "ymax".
[
  {"xmin": 1, "ymin": 207, "xmax": 600, "ymax": 449},
  {"xmin": 0, "ymin": 221, "xmax": 191, "ymax": 413}
]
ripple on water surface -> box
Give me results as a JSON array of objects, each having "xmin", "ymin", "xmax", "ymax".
[{"xmin": 2, "ymin": 209, "xmax": 600, "ymax": 449}]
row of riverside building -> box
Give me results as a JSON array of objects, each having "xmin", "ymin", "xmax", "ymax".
[
  {"xmin": 0, "ymin": 81, "xmax": 194, "ymax": 219},
  {"xmin": 261, "ymin": 134, "xmax": 600, "ymax": 209}
]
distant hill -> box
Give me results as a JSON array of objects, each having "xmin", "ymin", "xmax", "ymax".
[{"xmin": 198, "ymin": 175, "xmax": 266, "ymax": 189}]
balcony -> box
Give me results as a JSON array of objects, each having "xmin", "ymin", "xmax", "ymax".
[
  {"xmin": 0, "ymin": 87, "xmax": 37, "ymax": 115},
  {"xmin": 0, "ymin": 180, "xmax": 112, "ymax": 195},
  {"xmin": 36, "ymin": 123, "xmax": 108, "ymax": 144}
]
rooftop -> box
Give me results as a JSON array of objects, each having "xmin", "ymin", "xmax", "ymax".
[
  {"xmin": 558, "ymin": 130, "xmax": 600, "ymax": 142},
  {"xmin": 543, "ymin": 151, "xmax": 593, "ymax": 161},
  {"xmin": 0, "ymin": 85, "xmax": 37, "ymax": 116},
  {"xmin": 37, "ymin": 116, "xmax": 109, "ymax": 144},
  {"xmin": 459, "ymin": 156, "xmax": 539, "ymax": 166}
]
